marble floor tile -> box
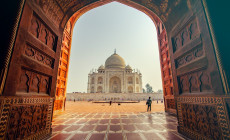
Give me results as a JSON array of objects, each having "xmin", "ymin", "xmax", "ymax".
[{"xmin": 48, "ymin": 101, "xmax": 185, "ymax": 140}]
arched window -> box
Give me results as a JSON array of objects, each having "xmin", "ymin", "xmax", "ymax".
[
  {"xmin": 91, "ymin": 77, "xmax": 94, "ymax": 84},
  {"xmin": 91, "ymin": 86, "xmax": 94, "ymax": 93},
  {"xmin": 97, "ymin": 86, "xmax": 103, "ymax": 93},
  {"xmin": 128, "ymin": 86, "xmax": 133, "ymax": 93},
  {"xmin": 98, "ymin": 77, "xmax": 103, "ymax": 84},
  {"xmin": 128, "ymin": 77, "xmax": 133, "ymax": 84},
  {"xmin": 136, "ymin": 78, "xmax": 139, "ymax": 84},
  {"xmin": 136, "ymin": 87, "xmax": 139, "ymax": 92}
]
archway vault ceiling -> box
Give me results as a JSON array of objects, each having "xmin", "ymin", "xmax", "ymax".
[{"xmin": 34, "ymin": 0, "xmax": 188, "ymax": 29}]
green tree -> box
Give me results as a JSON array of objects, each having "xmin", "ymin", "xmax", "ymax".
[
  {"xmin": 157, "ymin": 89, "xmax": 163, "ymax": 93},
  {"xmin": 145, "ymin": 83, "xmax": 153, "ymax": 93}
]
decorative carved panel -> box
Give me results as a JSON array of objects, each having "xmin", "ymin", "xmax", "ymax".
[
  {"xmin": 181, "ymin": 103, "xmax": 220, "ymax": 139},
  {"xmin": 177, "ymin": 96, "xmax": 230, "ymax": 140},
  {"xmin": 158, "ymin": 28, "xmax": 174, "ymax": 113},
  {"xmin": 25, "ymin": 44, "xmax": 54, "ymax": 68},
  {"xmin": 66, "ymin": 21, "xmax": 72, "ymax": 34},
  {"xmin": 61, "ymin": 70, "xmax": 66, "ymax": 78},
  {"xmin": 0, "ymin": 97, "xmax": 53, "ymax": 139},
  {"xmin": 55, "ymin": 0, "xmax": 84, "ymax": 13},
  {"xmin": 62, "ymin": 52, "xmax": 68, "ymax": 61},
  {"xmin": 166, "ymin": 99, "xmax": 176, "ymax": 109},
  {"xmin": 176, "ymin": 45, "xmax": 204, "ymax": 68},
  {"xmin": 17, "ymin": 69, "xmax": 50, "ymax": 94},
  {"xmin": 56, "ymin": 88, "xmax": 64, "ymax": 97},
  {"xmin": 29, "ymin": 14, "xmax": 57, "ymax": 51},
  {"xmin": 178, "ymin": 70, "xmax": 212, "ymax": 94},
  {"xmin": 63, "ymin": 33, "xmax": 70, "ymax": 47},
  {"xmin": 53, "ymin": 99, "xmax": 63, "ymax": 111},
  {"xmin": 172, "ymin": 18, "xmax": 200, "ymax": 52},
  {"xmin": 6, "ymin": 104, "xmax": 48, "ymax": 139},
  {"xmin": 33, "ymin": 0, "xmax": 64, "ymax": 26}
]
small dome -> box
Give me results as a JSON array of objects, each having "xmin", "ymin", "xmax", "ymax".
[
  {"xmin": 125, "ymin": 65, "xmax": 132, "ymax": 70},
  {"xmin": 105, "ymin": 53, "xmax": 126, "ymax": 69},
  {"xmin": 98, "ymin": 65, "xmax": 105, "ymax": 70}
]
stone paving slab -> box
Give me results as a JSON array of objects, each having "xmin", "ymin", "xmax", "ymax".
[{"xmin": 49, "ymin": 101, "xmax": 185, "ymax": 140}]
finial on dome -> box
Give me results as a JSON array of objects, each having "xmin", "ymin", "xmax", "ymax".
[{"xmin": 114, "ymin": 49, "xmax": 116, "ymax": 54}]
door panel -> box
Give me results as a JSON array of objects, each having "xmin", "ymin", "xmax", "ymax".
[
  {"xmin": 168, "ymin": 1, "xmax": 230, "ymax": 139},
  {"xmin": 0, "ymin": 1, "xmax": 62, "ymax": 139}
]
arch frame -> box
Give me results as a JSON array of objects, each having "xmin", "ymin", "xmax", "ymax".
[
  {"xmin": 58, "ymin": 0, "xmax": 175, "ymax": 113},
  {"xmin": 1, "ymin": 0, "xmax": 229, "ymax": 139},
  {"xmin": 109, "ymin": 76, "xmax": 122, "ymax": 93}
]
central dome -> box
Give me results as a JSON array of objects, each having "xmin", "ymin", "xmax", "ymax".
[{"xmin": 105, "ymin": 53, "xmax": 126, "ymax": 69}]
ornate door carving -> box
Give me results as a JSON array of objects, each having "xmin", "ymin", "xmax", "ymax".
[
  {"xmin": 168, "ymin": 1, "xmax": 230, "ymax": 139},
  {"xmin": 0, "ymin": 1, "xmax": 63, "ymax": 139}
]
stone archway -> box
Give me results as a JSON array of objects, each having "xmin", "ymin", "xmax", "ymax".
[
  {"xmin": 97, "ymin": 86, "xmax": 103, "ymax": 93},
  {"xmin": 109, "ymin": 76, "xmax": 121, "ymax": 93},
  {"xmin": 128, "ymin": 77, "xmax": 133, "ymax": 84},
  {"xmin": 128, "ymin": 86, "xmax": 133, "ymax": 93},
  {"xmin": 136, "ymin": 86, "xmax": 139, "ymax": 92},
  {"xmin": 1, "ymin": 0, "xmax": 230, "ymax": 139},
  {"xmin": 136, "ymin": 77, "xmax": 139, "ymax": 84},
  {"xmin": 91, "ymin": 86, "xmax": 94, "ymax": 93},
  {"xmin": 57, "ymin": 0, "xmax": 176, "ymax": 114},
  {"xmin": 91, "ymin": 77, "xmax": 95, "ymax": 84},
  {"xmin": 98, "ymin": 77, "xmax": 103, "ymax": 84}
]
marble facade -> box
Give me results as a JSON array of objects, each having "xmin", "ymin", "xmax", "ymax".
[{"xmin": 87, "ymin": 52, "xmax": 143, "ymax": 93}]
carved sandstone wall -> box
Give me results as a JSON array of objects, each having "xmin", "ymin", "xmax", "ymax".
[{"xmin": 1, "ymin": 0, "xmax": 229, "ymax": 139}]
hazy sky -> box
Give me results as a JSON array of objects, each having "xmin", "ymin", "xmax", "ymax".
[{"xmin": 66, "ymin": 2, "xmax": 162, "ymax": 93}]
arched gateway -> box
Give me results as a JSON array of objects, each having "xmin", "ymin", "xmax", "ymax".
[
  {"xmin": 87, "ymin": 52, "xmax": 142, "ymax": 93},
  {"xmin": 1, "ymin": 0, "xmax": 230, "ymax": 139},
  {"xmin": 109, "ymin": 76, "xmax": 121, "ymax": 93}
]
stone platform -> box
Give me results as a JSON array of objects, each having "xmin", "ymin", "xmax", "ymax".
[
  {"xmin": 67, "ymin": 93, "xmax": 163, "ymax": 101},
  {"xmin": 49, "ymin": 101, "xmax": 185, "ymax": 140}
]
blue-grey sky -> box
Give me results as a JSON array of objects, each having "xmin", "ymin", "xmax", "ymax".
[{"xmin": 66, "ymin": 2, "xmax": 162, "ymax": 93}]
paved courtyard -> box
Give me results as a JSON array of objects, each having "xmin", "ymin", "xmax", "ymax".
[{"xmin": 50, "ymin": 101, "xmax": 185, "ymax": 140}]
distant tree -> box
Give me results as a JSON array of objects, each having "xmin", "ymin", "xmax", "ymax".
[
  {"xmin": 145, "ymin": 83, "xmax": 153, "ymax": 93},
  {"xmin": 143, "ymin": 88, "xmax": 146, "ymax": 93},
  {"xmin": 157, "ymin": 89, "xmax": 163, "ymax": 93}
]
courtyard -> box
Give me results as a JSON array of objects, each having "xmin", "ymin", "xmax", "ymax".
[{"xmin": 49, "ymin": 101, "xmax": 185, "ymax": 140}]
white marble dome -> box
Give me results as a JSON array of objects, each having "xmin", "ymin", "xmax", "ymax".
[{"xmin": 105, "ymin": 53, "xmax": 126, "ymax": 69}]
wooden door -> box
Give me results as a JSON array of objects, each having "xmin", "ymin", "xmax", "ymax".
[{"xmin": 0, "ymin": 0, "xmax": 63, "ymax": 139}]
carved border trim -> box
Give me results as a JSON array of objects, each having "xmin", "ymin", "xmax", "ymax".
[
  {"xmin": 0, "ymin": 96, "xmax": 53, "ymax": 139},
  {"xmin": 26, "ymin": 129, "xmax": 50, "ymax": 140},
  {"xmin": 171, "ymin": 12, "xmax": 195, "ymax": 38},
  {"xmin": 0, "ymin": 99, "xmax": 10, "ymax": 138},
  {"xmin": 177, "ymin": 96, "xmax": 230, "ymax": 139},
  {"xmin": 24, "ymin": 44, "xmax": 54, "ymax": 68}
]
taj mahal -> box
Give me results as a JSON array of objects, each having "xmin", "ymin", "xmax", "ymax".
[{"xmin": 87, "ymin": 51, "xmax": 143, "ymax": 93}]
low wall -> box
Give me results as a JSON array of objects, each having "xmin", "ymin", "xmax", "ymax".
[{"xmin": 66, "ymin": 93, "xmax": 163, "ymax": 101}]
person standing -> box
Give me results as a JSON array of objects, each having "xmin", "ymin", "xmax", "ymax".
[
  {"xmin": 146, "ymin": 97, "xmax": 152, "ymax": 112},
  {"xmin": 110, "ymin": 100, "xmax": 112, "ymax": 106}
]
